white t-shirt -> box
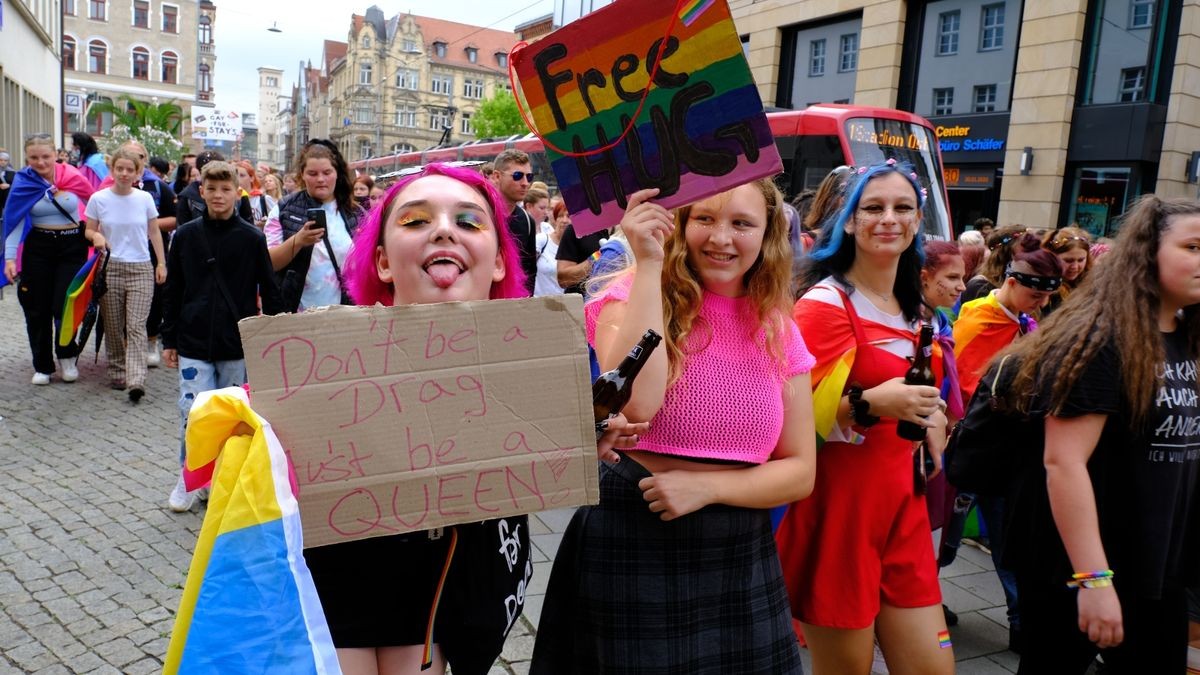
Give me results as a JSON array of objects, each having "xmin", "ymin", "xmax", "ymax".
[
  {"xmin": 84, "ymin": 188, "xmax": 158, "ymax": 263},
  {"xmin": 534, "ymin": 233, "xmax": 563, "ymax": 297}
]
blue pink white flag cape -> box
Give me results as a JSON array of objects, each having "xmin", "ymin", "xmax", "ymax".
[{"xmin": 165, "ymin": 387, "xmax": 340, "ymax": 674}]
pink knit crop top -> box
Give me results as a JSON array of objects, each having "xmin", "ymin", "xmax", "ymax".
[{"xmin": 585, "ymin": 280, "xmax": 814, "ymax": 464}]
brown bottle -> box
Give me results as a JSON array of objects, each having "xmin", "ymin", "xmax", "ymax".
[
  {"xmin": 593, "ymin": 330, "xmax": 662, "ymax": 437},
  {"xmin": 897, "ymin": 322, "xmax": 937, "ymax": 442}
]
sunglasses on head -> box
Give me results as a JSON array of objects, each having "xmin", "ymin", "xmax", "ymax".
[
  {"xmin": 509, "ymin": 170, "xmax": 534, "ymax": 183},
  {"xmin": 304, "ymin": 138, "xmax": 339, "ymax": 153}
]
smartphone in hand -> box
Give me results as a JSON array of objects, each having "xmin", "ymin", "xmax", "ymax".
[{"xmin": 306, "ymin": 207, "xmax": 327, "ymax": 231}]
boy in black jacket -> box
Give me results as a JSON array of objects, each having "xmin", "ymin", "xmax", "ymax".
[{"xmin": 161, "ymin": 161, "xmax": 283, "ymax": 512}]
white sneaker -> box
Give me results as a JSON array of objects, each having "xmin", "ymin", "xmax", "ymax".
[
  {"xmin": 168, "ymin": 476, "xmax": 196, "ymax": 513},
  {"xmin": 197, "ymin": 486, "xmax": 210, "ymax": 502},
  {"xmin": 59, "ymin": 358, "xmax": 78, "ymax": 383},
  {"xmin": 31, "ymin": 372, "xmax": 51, "ymax": 386},
  {"xmin": 147, "ymin": 343, "xmax": 160, "ymax": 368}
]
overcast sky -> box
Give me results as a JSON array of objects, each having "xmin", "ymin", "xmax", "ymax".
[{"xmin": 213, "ymin": 0, "xmax": 556, "ymax": 117}]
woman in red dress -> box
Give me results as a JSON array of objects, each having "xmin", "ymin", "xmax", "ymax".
[{"xmin": 776, "ymin": 160, "xmax": 954, "ymax": 674}]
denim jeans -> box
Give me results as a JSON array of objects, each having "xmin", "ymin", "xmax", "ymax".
[
  {"xmin": 977, "ymin": 495, "xmax": 1020, "ymax": 629},
  {"xmin": 177, "ymin": 356, "xmax": 246, "ymax": 467}
]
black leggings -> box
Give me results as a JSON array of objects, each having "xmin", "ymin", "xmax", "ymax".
[
  {"xmin": 1016, "ymin": 572, "xmax": 1186, "ymax": 674},
  {"xmin": 16, "ymin": 228, "xmax": 87, "ymax": 374}
]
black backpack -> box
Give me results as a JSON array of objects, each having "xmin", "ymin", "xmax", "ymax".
[{"xmin": 945, "ymin": 354, "xmax": 1045, "ymax": 496}]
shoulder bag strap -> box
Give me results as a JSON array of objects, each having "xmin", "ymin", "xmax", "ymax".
[
  {"xmin": 47, "ymin": 190, "xmax": 81, "ymax": 226},
  {"xmin": 320, "ymin": 214, "xmax": 350, "ymax": 304}
]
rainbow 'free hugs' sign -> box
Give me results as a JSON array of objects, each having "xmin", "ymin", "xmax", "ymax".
[{"xmin": 513, "ymin": 0, "xmax": 782, "ymax": 236}]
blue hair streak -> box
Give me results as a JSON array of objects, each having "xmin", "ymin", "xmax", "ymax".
[{"xmin": 809, "ymin": 159, "xmax": 927, "ymax": 262}]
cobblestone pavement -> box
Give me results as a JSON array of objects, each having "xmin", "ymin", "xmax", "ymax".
[{"xmin": 0, "ymin": 291, "xmax": 1019, "ymax": 674}]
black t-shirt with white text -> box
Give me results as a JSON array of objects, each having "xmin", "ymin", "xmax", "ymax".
[{"xmin": 1053, "ymin": 329, "xmax": 1200, "ymax": 598}]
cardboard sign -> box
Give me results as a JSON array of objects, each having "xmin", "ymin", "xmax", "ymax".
[
  {"xmin": 191, "ymin": 109, "xmax": 243, "ymax": 141},
  {"xmin": 512, "ymin": 0, "xmax": 782, "ymax": 236},
  {"xmin": 239, "ymin": 297, "xmax": 598, "ymax": 549}
]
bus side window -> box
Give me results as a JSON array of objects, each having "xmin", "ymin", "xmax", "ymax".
[{"xmin": 793, "ymin": 135, "xmax": 845, "ymax": 193}]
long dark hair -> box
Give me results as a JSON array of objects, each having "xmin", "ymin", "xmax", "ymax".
[
  {"xmin": 172, "ymin": 162, "xmax": 191, "ymax": 192},
  {"xmin": 1003, "ymin": 195, "xmax": 1200, "ymax": 426},
  {"xmin": 797, "ymin": 161, "xmax": 927, "ymax": 322},
  {"xmin": 71, "ymin": 131, "xmax": 100, "ymax": 161},
  {"xmin": 292, "ymin": 139, "xmax": 354, "ymax": 216}
]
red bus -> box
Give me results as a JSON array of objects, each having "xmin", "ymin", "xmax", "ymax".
[{"xmin": 351, "ymin": 104, "xmax": 953, "ymax": 239}]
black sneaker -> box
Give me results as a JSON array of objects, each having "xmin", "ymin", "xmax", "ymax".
[
  {"xmin": 1009, "ymin": 625, "xmax": 1023, "ymax": 654},
  {"xmin": 943, "ymin": 604, "xmax": 958, "ymax": 627},
  {"xmin": 128, "ymin": 387, "xmax": 145, "ymax": 403}
]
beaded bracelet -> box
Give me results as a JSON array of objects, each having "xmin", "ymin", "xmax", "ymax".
[{"xmin": 1066, "ymin": 569, "xmax": 1114, "ymax": 589}]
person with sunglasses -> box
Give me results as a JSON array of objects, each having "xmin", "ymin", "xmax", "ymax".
[
  {"xmin": 489, "ymin": 150, "xmax": 537, "ymax": 295},
  {"xmin": 1041, "ymin": 226, "xmax": 1093, "ymax": 316},
  {"xmin": 3, "ymin": 133, "xmax": 95, "ymax": 385},
  {"xmin": 264, "ymin": 139, "xmax": 360, "ymax": 313}
]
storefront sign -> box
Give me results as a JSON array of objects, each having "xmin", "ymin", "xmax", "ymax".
[
  {"xmin": 943, "ymin": 166, "xmax": 995, "ymax": 189},
  {"xmin": 930, "ymin": 113, "xmax": 1010, "ymax": 164}
]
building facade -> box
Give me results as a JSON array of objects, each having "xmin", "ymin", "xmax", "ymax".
[
  {"xmin": 736, "ymin": 0, "xmax": 1198, "ymax": 235},
  {"xmin": 63, "ymin": 0, "xmax": 216, "ymax": 151},
  {"xmin": 0, "ymin": 0, "xmax": 63, "ymax": 152},
  {"xmin": 321, "ymin": 6, "xmax": 516, "ymax": 162},
  {"xmin": 256, "ymin": 66, "xmax": 285, "ymax": 168}
]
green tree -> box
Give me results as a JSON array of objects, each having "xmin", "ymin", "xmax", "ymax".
[
  {"xmin": 90, "ymin": 95, "xmax": 184, "ymax": 135},
  {"xmin": 470, "ymin": 92, "xmax": 529, "ymax": 140}
]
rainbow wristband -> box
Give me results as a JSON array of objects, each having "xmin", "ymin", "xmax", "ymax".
[
  {"xmin": 1066, "ymin": 569, "xmax": 1114, "ymax": 589},
  {"xmin": 590, "ymin": 250, "xmax": 602, "ymax": 262}
]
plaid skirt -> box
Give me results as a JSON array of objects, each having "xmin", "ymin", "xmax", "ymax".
[{"xmin": 530, "ymin": 458, "xmax": 803, "ymax": 675}]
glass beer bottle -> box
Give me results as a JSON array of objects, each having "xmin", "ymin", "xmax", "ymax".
[
  {"xmin": 897, "ymin": 322, "xmax": 937, "ymax": 441},
  {"xmin": 593, "ymin": 329, "xmax": 662, "ymax": 437}
]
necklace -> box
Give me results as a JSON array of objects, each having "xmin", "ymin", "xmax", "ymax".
[{"xmin": 849, "ymin": 274, "xmax": 894, "ymax": 302}]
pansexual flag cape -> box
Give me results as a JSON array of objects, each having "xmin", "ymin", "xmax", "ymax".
[
  {"xmin": 953, "ymin": 293, "xmax": 1023, "ymax": 402},
  {"xmin": 165, "ymin": 387, "xmax": 340, "ymax": 675},
  {"xmin": 512, "ymin": 0, "xmax": 782, "ymax": 236},
  {"xmin": 58, "ymin": 250, "xmax": 100, "ymax": 348}
]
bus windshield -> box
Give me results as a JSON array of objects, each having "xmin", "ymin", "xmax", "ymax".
[{"xmin": 844, "ymin": 117, "xmax": 950, "ymax": 239}]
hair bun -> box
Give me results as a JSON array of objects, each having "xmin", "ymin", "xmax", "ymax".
[{"xmin": 1017, "ymin": 232, "xmax": 1043, "ymax": 253}]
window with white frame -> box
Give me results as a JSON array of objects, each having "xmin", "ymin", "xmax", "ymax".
[
  {"xmin": 463, "ymin": 78, "xmax": 484, "ymax": 99},
  {"xmin": 354, "ymin": 102, "xmax": 372, "ymax": 124},
  {"xmin": 199, "ymin": 16, "xmax": 212, "ymax": 43},
  {"xmin": 63, "ymin": 36, "xmax": 77, "ymax": 70},
  {"xmin": 90, "ymin": 0, "xmax": 106, "ymax": 20},
  {"xmin": 359, "ymin": 62, "xmax": 373, "ymax": 85},
  {"xmin": 89, "ymin": 40, "xmax": 108, "ymax": 73},
  {"xmin": 1119, "ymin": 67, "xmax": 1146, "ymax": 102},
  {"xmin": 132, "ymin": 47, "xmax": 150, "ymax": 80},
  {"xmin": 973, "ymin": 84, "xmax": 997, "ymax": 112},
  {"xmin": 433, "ymin": 42, "xmax": 447, "ymax": 58},
  {"xmin": 198, "ymin": 63, "xmax": 211, "ymax": 92},
  {"xmin": 1130, "ymin": 0, "xmax": 1154, "ymax": 28},
  {"xmin": 933, "ymin": 88, "xmax": 953, "ymax": 115},
  {"xmin": 133, "ymin": 0, "xmax": 149, "ymax": 28},
  {"xmin": 396, "ymin": 68, "xmax": 418, "ymax": 90},
  {"xmin": 466, "ymin": 47, "xmax": 478, "ymax": 63},
  {"xmin": 432, "ymin": 74, "xmax": 452, "ymax": 95},
  {"xmin": 396, "ymin": 105, "xmax": 417, "ymax": 127},
  {"xmin": 496, "ymin": 53, "xmax": 508, "ymax": 69},
  {"xmin": 162, "ymin": 51, "xmax": 178, "ymax": 83},
  {"xmin": 65, "ymin": 0, "xmax": 76, "ymax": 15},
  {"xmin": 980, "ymin": 4, "xmax": 1004, "ymax": 50},
  {"xmin": 460, "ymin": 112, "xmax": 472, "ymax": 134},
  {"xmin": 162, "ymin": 4, "xmax": 178, "ymax": 33},
  {"xmin": 839, "ymin": 34, "xmax": 858, "ymax": 72},
  {"xmin": 392, "ymin": 143, "xmax": 415, "ymax": 154},
  {"xmin": 266, "ymin": 76, "xmax": 277, "ymax": 87},
  {"xmin": 429, "ymin": 108, "xmax": 451, "ymax": 130},
  {"xmin": 938, "ymin": 11, "xmax": 960, "ymax": 55},
  {"xmin": 809, "ymin": 39, "xmax": 825, "ymax": 77},
  {"xmin": 362, "ymin": 35, "xmax": 371, "ymax": 48},
  {"xmin": 403, "ymin": 38, "xmax": 417, "ymax": 53},
  {"xmin": 359, "ymin": 140, "xmax": 372, "ymax": 159}
]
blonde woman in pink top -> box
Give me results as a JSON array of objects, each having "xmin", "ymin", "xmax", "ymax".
[{"xmin": 531, "ymin": 178, "xmax": 818, "ymax": 674}]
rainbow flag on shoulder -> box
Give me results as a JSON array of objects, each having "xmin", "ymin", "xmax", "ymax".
[{"xmin": 165, "ymin": 387, "xmax": 340, "ymax": 675}]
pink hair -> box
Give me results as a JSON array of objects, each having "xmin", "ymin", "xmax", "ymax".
[{"xmin": 344, "ymin": 163, "xmax": 528, "ymax": 305}]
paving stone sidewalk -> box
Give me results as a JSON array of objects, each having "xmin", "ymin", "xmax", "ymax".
[{"xmin": 0, "ymin": 291, "xmax": 1018, "ymax": 673}]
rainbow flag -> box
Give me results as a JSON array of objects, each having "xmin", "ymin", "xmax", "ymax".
[
  {"xmin": 58, "ymin": 250, "xmax": 100, "ymax": 347},
  {"xmin": 165, "ymin": 387, "xmax": 340, "ymax": 675},
  {"xmin": 513, "ymin": 0, "xmax": 781, "ymax": 235},
  {"xmin": 953, "ymin": 293, "xmax": 1021, "ymax": 401}
]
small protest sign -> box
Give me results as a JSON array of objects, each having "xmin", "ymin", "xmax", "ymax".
[
  {"xmin": 239, "ymin": 296, "xmax": 598, "ymax": 549},
  {"xmin": 191, "ymin": 109, "xmax": 243, "ymax": 141},
  {"xmin": 512, "ymin": 0, "xmax": 782, "ymax": 236}
]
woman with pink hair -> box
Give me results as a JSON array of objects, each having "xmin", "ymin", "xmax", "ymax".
[{"xmin": 324, "ymin": 163, "xmax": 644, "ymax": 675}]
